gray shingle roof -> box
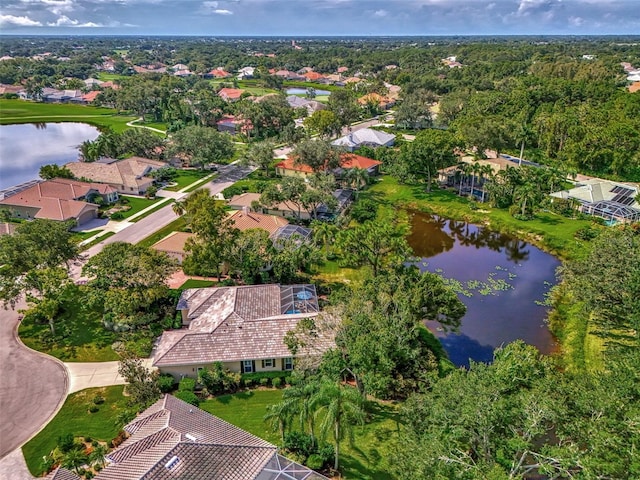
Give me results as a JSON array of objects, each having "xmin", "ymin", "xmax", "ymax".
[
  {"xmin": 45, "ymin": 468, "xmax": 81, "ymax": 480},
  {"xmin": 331, "ymin": 128, "xmax": 395, "ymax": 149},
  {"xmin": 95, "ymin": 395, "xmax": 328, "ymax": 480},
  {"xmin": 154, "ymin": 285, "xmax": 330, "ymax": 368}
]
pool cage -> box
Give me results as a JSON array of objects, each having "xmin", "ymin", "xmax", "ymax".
[
  {"xmin": 271, "ymin": 225, "xmax": 313, "ymax": 247},
  {"xmin": 580, "ymin": 200, "xmax": 640, "ymax": 224},
  {"xmin": 280, "ymin": 284, "xmax": 319, "ymax": 315}
]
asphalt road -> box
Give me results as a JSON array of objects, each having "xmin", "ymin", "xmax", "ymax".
[
  {"xmin": 82, "ymin": 163, "xmax": 256, "ymax": 259},
  {"xmin": 0, "ymin": 302, "xmax": 68, "ymax": 459}
]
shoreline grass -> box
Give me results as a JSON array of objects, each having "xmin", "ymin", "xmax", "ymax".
[{"xmin": 0, "ymin": 99, "xmax": 136, "ymax": 132}]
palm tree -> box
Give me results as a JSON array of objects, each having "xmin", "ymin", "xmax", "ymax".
[
  {"xmin": 311, "ymin": 379, "xmax": 366, "ymax": 472},
  {"xmin": 283, "ymin": 378, "xmax": 321, "ymax": 442},
  {"xmin": 79, "ymin": 140, "xmax": 100, "ymax": 162},
  {"xmin": 62, "ymin": 448, "xmax": 88, "ymax": 474},
  {"xmin": 172, "ymin": 200, "xmax": 185, "ymax": 217},
  {"xmin": 343, "ymin": 167, "xmax": 370, "ymax": 197},
  {"xmin": 457, "ymin": 162, "xmax": 471, "ymax": 196},
  {"xmin": 312, "ymin": 221, "xmax": 338, "ymax": 257},
  {"xmin": 264, "ymin": 398, "xmax": 297, "ymax": 442},
  {"xmin": 469, "ymin": 162, "xmax": 481, "ymax": 199},
  {"xmin": 89, "ymin": 444, "xmax": 108, "ymax": 469},
  {"xmin": 479, "ymin": 164, "xmax": 494, "ymax": 203}
]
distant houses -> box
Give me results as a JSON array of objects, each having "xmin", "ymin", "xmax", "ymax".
[{"xmin": 275, "ymin": 153, "xmax": 382, "ymax": 179}]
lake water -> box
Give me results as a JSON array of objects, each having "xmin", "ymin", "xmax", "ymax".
[
  {"xmin": 286, "ymin": 88, "xmax": 331, "ymax": 96},
  {"xmin": 407, "ymin": 211, "xmax": 560, "ymax": 367},
  {"xmin": 0, "ymin": 123, "xmax": 100, "ymax": 190}
]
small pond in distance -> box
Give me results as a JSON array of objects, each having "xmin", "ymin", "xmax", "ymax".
[
  {"xmin": 286, "ymin": 88, "xmax": 331, "ymax": 96},
  {"xmin": 407, "ymin": 210, "xmax": 560, "ymax": 367},
  {"xmin": 0, "ymin": 123, "xmax": 100, "ymax": 190}
]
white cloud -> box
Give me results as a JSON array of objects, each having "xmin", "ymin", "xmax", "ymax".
[
  {"xmin": 47, "ymin": 14, "xmax": 78, "ymax": 25},
  {"xmin": 373, "ymin": 9, "xmax": 387, "ymax": 17},
  {"xmin": 213, "ymin": 8, "xmax": 232, "ymax": 14},
  {"xmin": 0, "ymin": 14, "xmax": 43, "ymax": 26},
  {"xmin": 76, "ymin": 21, "xmax": 103, "ymax": 26},
  {"xmin": 203, "ymin": 0, "xmax": 218, "ymax": 7}
]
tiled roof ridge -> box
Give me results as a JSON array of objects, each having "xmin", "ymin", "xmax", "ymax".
[{"xmin": 151, "ymin": 330, "xmax": 200, "ymax": 365}]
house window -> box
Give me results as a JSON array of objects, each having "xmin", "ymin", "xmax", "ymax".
[
  {"xmin": 243, "ymin": 360, "xmax": 254, "ymax": 373},
  {"xmin": 261, "ymin": 359, "xmax": 275, "ymax": 368},
  {"xmin": 283, "ymin": 358, "xmax": 294, "ymax": 371}
]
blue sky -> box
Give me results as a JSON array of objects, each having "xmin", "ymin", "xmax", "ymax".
[{"xmin": 1, "ymin": 0, "xmax": 639, "ymax": 36}]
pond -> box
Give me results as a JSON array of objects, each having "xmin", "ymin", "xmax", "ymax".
[
  {"xmin": 407, "ymin": 210, "xmax": 560, "ymax": 367},
  {"xmin": 0, "ymin": 123, "xmax": 100, "ymax": 190},
  {"xmin": 286, "ymin": 88, "xmax": 332, "ymax": 96}
]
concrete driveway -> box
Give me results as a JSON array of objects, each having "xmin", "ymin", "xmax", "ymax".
[{"xmin": 0, "ymin": 303, "xmax": 68, "ymax": 459}]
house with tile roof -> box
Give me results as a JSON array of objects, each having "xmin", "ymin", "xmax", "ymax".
[
  {"xmin": 228, "ymin": 192, "xmax": 314, "ymax": 221},
  {"xmin": 65, "ymin": 157, "xmax": 165, "ymax": 195},
  {"xmin": 48, "ymin": 395, "xmax": 328, "ymax": 480},
  {"xmin": 286, "ymin": 95, "xmax": 326, "ymax": 115},
  {"xmin": 152, "ymin": 284, "xmax": 332, "ymax": 379},
  {"xmin": 357, "ymin": 92, "xmax": 396, "ymax": 110},
  {"xmin": 331, "ymin": 128, "xmax": 395, "ymax": 152},
  {"xmin": 0, "ymin": 178, "xmax": 117, "ymax": 226},
  {"xmin": 151, "ymin": 211, "xmax": 289, "ymax": 263},
  {"xmin": 206, "ymin": 68, "xmax": 231, "ymax": 78},
  {"xmin": 218, "ymin": 87, "xmax": 245, "ymax": 102},
  {"xmin": 275, "ymin": 153, "xmax": 382, "ymax": 179}
]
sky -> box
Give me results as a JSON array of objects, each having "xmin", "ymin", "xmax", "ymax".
[{"xmin": 1, "ymin": 0, "xmax": 639, "ymax": 36}]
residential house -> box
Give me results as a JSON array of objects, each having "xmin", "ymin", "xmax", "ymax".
[
  {"xmin": 337, "ymin": 66, "xmax": 349, "ymax": 73},
  {"xmin": 344, "ymin": 76, "xmax": 363, "ymax": 84},
  {"xmin": 228, "ymin": 192, "xmax": 313, "ymax": 220},
  {"xmin": 151, "ymin": 231, "xmax": 194, "ymax": 264},
  {"xmin": 332, "ymin": 128, "xmax": 395, "ymax": 152},
  {"xmin": 152, "ymin": 211, "xmax": 290, "ymax": 263},
  {"xmin": 323, "ymin": 73, "xmax": 344, "ymax": 85},
  {"xmin": 65, "ymin": 157, "xmax": 165, "ymax": 195},
  {"xmin": 551, "ymin": 179, "xmax": 640, "ymax": 224},
  {"xmin": 83, "ymin": 78, "xmax": 103, "ymax": 88},
  {"xmin": 385, "ymin": 64, "xmax": 398, "ymax": 70},
  {"xmin": 274, "ymin": 70, "xmax": 305, "ymax": 81},
  {"xmin": 172, "ymin": 63, "xmax": 189, "ymax": 71},
  {"xmin": 0, "ymin": 178, "xmax": 117, "ymax": 226},
  {"xmin": 275, "ymin": 153, "xmax": 382, "ymax": 179},
  {"xmin": 152, "ymin": 284, "xmax": 331, "ymax": 378},
  {"xmin": 629, "ymin": 82, "xmax": 640, "ymax": 93},
  {"xmin": 237, "ymin": 66, "xmax": 255, "ymax": 79},
  {"xmin": 48, "ymin": 395, "xmax": 328, "ymax": 480},
  {"xmin": 304, "ymin": 71, "xmax": 325, "ymax": 82},
  {"xmin": 216, "ymin": 114, "xmax": 249, "ymax": 133},
  {"xmin": 0, "ymin": 84, "xmax": 23, "ymax": 96},
  {"xmin": 82, "ymin": 90, "xmax": 101, "ymax": 103},
  {"xmin": 357, "ymin": 92, "xmax": 396, "ymax": 110},
  {"xmin": 218, "ymin": 87, "xmax": 245, "ymax": 102},
  {"xmin": 286, "ymin": 95, "xmax": 326, "ymax": 115},
  {"xmin": 206, "ymin": 68, "xmax": 231, "ymax": 78}
]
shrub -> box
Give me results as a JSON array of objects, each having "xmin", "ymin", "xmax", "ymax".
[
  {"xmin": 575, "ymin": 225, "xmax": 601, "ymax": 241},
  {"xmin": 259, "ymin": 377, "xmax": 269, "ymax": 387},
  {"xmin": 88, "ymin": 405, "xmax": 99, "ymax": 413},
  {"xmin": 179, "ymin": 377, "xmax": 196, "ymax": 392},
  {"xmin": 283, "ymin": 432, "xmax": 315, "ymax": 458},
  {"xmin": 350, "ymin": 198, "xmax": 377, "ymax": 223},
  {"xmin": 222, "ymin": 185, "xmax": 245, "ymax": 199},
  {"xmin": 57, "ymin": 433, "xmax": 75, "ymax": 453},
  {"xmin": 272, "ymin": 377, "xmax": 282, "ymax": 388},
  {"xmin": 316, "ymin": 443, "xmax": 335, "ymax": 466},
  {"xmin": 244, "ymin": 378, "xmax": 255, "ymax": 388},
  {"xmin": 284, "ymin": 376, "xmax": 292, "ymax": 386},
  {"xmin": 305, "ymin": 454, "xmax": 324, "ymax": 471},
  {"xmin": 83, "ymin": 436, "xmax": 92, "ymax": 443},
  {"xmin": 92, "ymin": 395, "xmax": 105, "ymax": 405},
  {"xmin": 158, "ymin": 374, "xmax": 176, "ymax": 393},
  {"xmin": 84, "ymin": 471, "xmax": 95, "ymax": 479},
  {"xmin": 91, "ymin": 440, "xmax": 99, "ymax": 448},
  {"xmin": 110, "ymin": 212, "xmax": 124, "ymax": 220},
  {"xmin": 174, "ymin": 390, "xmax": 200, "ymax": 406},
  {"xmin": 199, "ymin": 362, "xmax": 240, "ymax": 395}
]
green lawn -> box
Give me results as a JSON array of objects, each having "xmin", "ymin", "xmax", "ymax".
[
  {"xmin": 96, "ymin": 72, "xmax": 129, "ymax": 81},
  {"xmin": 23, "ymin": 386, "xmax": 128, "ymax": 477},
  {"xmin": 0, "ymin": 99, "xmax": 136, "ymax": 132},
  {"xmin": 179, "ymin": 279, "xmax": 216, "ymax": 289},
  {"xmin": 201, "ymin": 390, "xmax": 398, "ymax": 479},
  {"xmin": 71, "ymin": 229, "xmax": 103, "ymax": 242},
  {"xmin": 366, "ymin": 176, "xmax": 592, "ymax": 260},
  {"xmin": 182, "ymin": 174, "xmax": 216, "ymax": 193},
  {"xmin": 137, "ymin": 217, "xmax": 187, "ymax": 248},
  {"xmin": 128, "ymin": 198, "xmax": 173, "ymax": 223},
  {"xmin": 164, "ymin": 170, "xmax": 212, "ymax": 191},
  {"xmin": 116, "ymin": 196, "xmax": 165, "ymax": 220},
  {"xmin": 18, "ymin": 294, "xmax": 120, "ymax": 362}
]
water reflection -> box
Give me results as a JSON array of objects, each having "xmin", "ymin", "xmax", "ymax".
[
  {"xmin": 0, "ymin": 123, "xmax": 100, "ymax": 190},
  {"xmin": 408, "ymin": 210, "xmax": 559, "ymax": 366}
]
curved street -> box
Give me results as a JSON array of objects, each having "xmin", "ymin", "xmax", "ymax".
[{"xmin": 0, "ymin": 302, "xmax": 68, "ymax": 459}]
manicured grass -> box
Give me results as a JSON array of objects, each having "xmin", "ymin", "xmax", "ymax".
[
  {"xmin": 366, "ymin": 176, "xmax": 592, "ymax": 260},
  {"xmin": 242, "ymin": 87, "xmax": 280, "ymax": 96},
  {"xmin": 200, "ymin": 389, "xmax": 398, "ymax": 479},
  {"xmin": 0, "ymin": 99, "xmax": 136, "ymax": 132},
  {"xmin": 128, "ymin": 198, "xmax": 173, "ymax": 223},
  {"xmin": 117, "ymin": 195, "xmax": 165, "ymax": 220},
  {"xmin": 23, "ymin": 386, "xmax": 128, "ymax": 477},
  {"xmin": 164, "ymin": 170, "xmax": 212, "ymax": 191},
  {"xmin": 313, "ymin": 260, "xmax": 363, "ymax": 284},
  {"xmin": 179, "ymin": 279, "xmax": 216, "ymax": 289},
  {"xmin": 137, "ymin": 217, "xmax": 187, "ymax": 248},
  {"xmin": 182, "ymin": 174, "xmax": 216, "ymax": 193},
  {"xmin": 19, "ymin": 294, "xmax": 120, "ymax": 362},
  {"xmin": 96, "ymin": 72, "xmax": 129, "ymax": 81},
  {"xmin": 71, "ymin": 229, "xmax": 103, "ymax": 242}
]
